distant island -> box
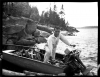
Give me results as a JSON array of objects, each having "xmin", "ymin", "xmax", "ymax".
[{"xmin": 76, "ymin": 26, "xmax": 98, "ymax": 29}]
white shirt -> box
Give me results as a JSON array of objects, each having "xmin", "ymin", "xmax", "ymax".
[
  {"xmin": 47, "ymin": 33, "xmax": 70, "ymax": 53},
  {"xmin": 47, "ymin": 33, "xmax": 60, "ymax": 49}
]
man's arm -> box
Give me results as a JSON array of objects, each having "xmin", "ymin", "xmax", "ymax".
[{"xmin": 60, "ymin": 33, "xmax": 71, "ymax": 46}]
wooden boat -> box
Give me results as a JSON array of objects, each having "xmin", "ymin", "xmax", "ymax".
[
  {"xmin": 2, "ymin": 44, "xmax": 94, "ymax": 76},
  {"xmin": 3, "ymin": 50, "xmax": 65, "ymax": 74},
  {"xmin": 2, "ymin": 44, "xmax": 67, "ymax": 75}
]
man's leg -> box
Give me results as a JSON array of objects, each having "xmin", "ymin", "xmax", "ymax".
[
  {"xmin": 51, "ymin": 48, "xmax": 56, "ymax": 60},
  {"xmin": 43, "ymin": 46, "xmax": 51, "ymax": 63}
]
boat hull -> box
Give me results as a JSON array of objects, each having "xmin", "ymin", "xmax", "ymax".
[{"xmin": 3, "ymin": 50, "xmax": 64, "ymax": 74}]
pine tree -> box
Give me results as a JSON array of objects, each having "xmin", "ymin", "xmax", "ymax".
[
  {"xmin": 59, "ymin": 4, "xmax": 65, "ymax": 19},
  {"xmin": 30, "ymin": 6, "xmax": 40, "ymax": 21},
  {"xmin": 40, "ymin": 11, "xmax": 45, "ymax": 24},
  {"xmin": 59, "ymin": 4, "xmax": 66, "ymax": 29},
  {"xmin": 53, "ymin": 3, "xmax": 57, "ymax": 12}
]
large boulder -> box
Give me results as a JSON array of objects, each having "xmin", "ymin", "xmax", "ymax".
[
  {"xmin": 26, "ymin": 19, "xmax": 37, "ymax": 34},
  {"xmin": 3, "ymin": 24, "xmax": 24, "ymax": 34},
  {"xmin": 3, "ymin": 17, "xmax": 23, "ymax": 27},
  {"xmin": 3, "ymin": 16, "xmax": 53, "ymax": 45},
  {"xmin": 3, "ymin": 16, "xmax": 37, "ymax": 35},
  {"xmin": 33, "ymin": 29, "xmax": 40, "ymax": 37},
  {"xmin": 36, "ymin": 36, "xmax": 47, "ymax": 43},
  {"xmin": 3, "ymin": 16, "xmax": 29, "ymax": 27},
  {"xmin": 37, "ymin": 25, "xmax": 53, "ymax": 34},
  {"xmin": 15, "ymin": 38, "xmax": 36, "ymax": 46},
  {"xmin": 3, "ymin": 16, "xmax": 53, "ymax": 36}
]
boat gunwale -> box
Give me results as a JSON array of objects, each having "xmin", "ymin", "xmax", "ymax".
[{"xmin": 3, "ymin": 50, "xmax": 64, "ymax": 69}]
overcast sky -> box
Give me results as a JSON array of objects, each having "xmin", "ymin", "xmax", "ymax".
[{"xmin": 29, "ymin": 2, "xmax": 98, "ymax": 27}]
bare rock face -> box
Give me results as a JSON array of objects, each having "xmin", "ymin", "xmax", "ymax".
[
  {"xmin": 2, "ymin": 16, "xmax": 52, "ymax": 45},
  {"xmin": 3, "ymin": 16, "xmax": 37, "ymax": 35},
  {"xmin": 33, "ymin": 29, "xmax": 40, "ymax": 37},
  {"xmin": 3, "ymin": 24, "xmax": 24, "ymax": 34},
  {"xmin": 3, "ymin": 16, "xmax": 52, "ymax": 35},
  {"xmin": 15, "ymin": 39, "xmax": 36, "ymax": 46},
  {"xmin": 26, "ymin": 19, "xmax": 37, "ymax": 34},
  {"xmin": 3, "ymin": 16, "xmax": 27, "ymax": 27},
  {"xmin": 3, "ymin": 16, "xmax": 38, "ymax": 46},
  {"xmin": 37, "ymin": 25, "xmax": 52, "ymax": 34},
  {"xmin": 37, "ymin": 36, "xmax": 47, "ymax": 43}
]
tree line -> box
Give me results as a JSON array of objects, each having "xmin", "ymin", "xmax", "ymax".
[{"xmin": 3, "ymin": 2, "xmax": 79, "ymax": 32}]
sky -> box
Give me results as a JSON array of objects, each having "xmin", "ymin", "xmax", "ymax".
[{"xmin": 29, "ymin": 2, "xmax": 98, "ymax": 27}]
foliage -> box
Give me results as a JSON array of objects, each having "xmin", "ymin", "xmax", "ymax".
[
  {"xmin": 3, "ymin": 2, "xmax": 39, "ymax": 21},
  {"xmin": 39, "ymin": 4, "xmax": 79, "ymax": 32},
  {"xmin": 3, "ymin": 2, "xmax": 79, "ymax": 32},
  {"xmin": 30, "ymin": 6, "xmax": 40, "ymax": 21},
  {"xmin": 39, "ymin": 4, "xmax": 66, "ymax": 29}
]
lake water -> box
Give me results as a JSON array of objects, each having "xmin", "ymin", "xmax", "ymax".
[
  {"xmin": 37, "ymin": 28, "xmax": 98, "ymax": 75},
  {"xmin": 57, "ymin": 28, "xmax": 98, "ymax": 75}
]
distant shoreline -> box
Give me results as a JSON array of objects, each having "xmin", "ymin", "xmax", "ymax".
[{"xmin": 76, "ymin": 26, "xmax": 98, "ymax": 29}]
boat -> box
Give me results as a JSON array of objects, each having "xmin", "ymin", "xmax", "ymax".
[
  {"xmin": 2, "ymin": 44, "xmax": 94, "ymax": 76},
  {"xmin": 3, "ymin": 50, "xmax": 65, "ymax": 74},
  {"xmin": 2, "ymin": 44, "xmax": 66, "ymax": 74}
]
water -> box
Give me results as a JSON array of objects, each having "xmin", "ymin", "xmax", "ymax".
[
  {"xmin": 57, "ymin": 28, "xmax": 98, "ymax": 75},
  {"xmin": 3, "ymin": 28, "xmax": 98, "ymax": 75},
  {"xmin": 34, "ymin": 28, "xmax": 98, "ymax": 75}
]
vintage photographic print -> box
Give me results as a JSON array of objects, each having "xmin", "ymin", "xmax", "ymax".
[{"xmin": 2, "ymin": 2, "xmax": 98, "ymax": 76}]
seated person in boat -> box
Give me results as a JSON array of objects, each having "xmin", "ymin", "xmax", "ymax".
[{"xmin": 44, "ymin": 26, "xmax": 74, "ymax": 63}]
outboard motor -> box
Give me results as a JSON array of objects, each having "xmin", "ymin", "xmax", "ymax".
[
  {"xmin": 63, "ymin": 50, "xmax": 85, "ymax": 76},
  {"xmin": 63, "ymin": 49, "xmax": 95, "ymax": 76}
]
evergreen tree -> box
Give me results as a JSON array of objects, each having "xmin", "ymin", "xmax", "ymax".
[
  {"xmin": 59, "ymin": 4, "xmax": 66, "ymax": 30},
  {"xmin": 30, "ymin": 6, "xmax": 40, "ymax": 21},
  {"xmin": 53, "ymin": 3, "xmax": 57, "ymax": 12},
  {"xmin": 39, "ymin": 11, "xmax": 45, "ymax": 24},
  {"xmin": 59, "ymin": 4, "xmax": 65, "ymax": 18},
  {"xmin": 3, "ymin": 2, "xmax": 40, "ymax": 20}
]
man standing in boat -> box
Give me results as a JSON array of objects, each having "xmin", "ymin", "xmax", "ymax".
[
  {"xmin": 44, "ymin": 26, "xmax": 74, "ymax": 63},
  {"xmin": 43, "ymin": 26, "xmax": 93, "ymax": 75}
]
